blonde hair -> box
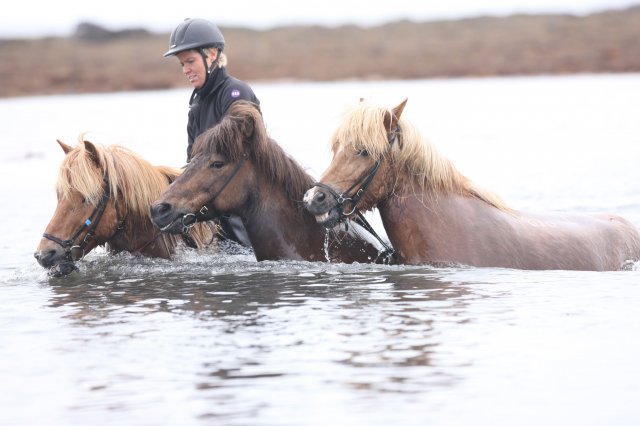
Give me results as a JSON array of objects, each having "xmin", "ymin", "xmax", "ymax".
[
  {"xmin": 333, "ymin": 101, "xmax": 511, "ymax": 212},
  {"xmin": 202, "ymin": 47, "xmax": 227, "ymax": 68}
]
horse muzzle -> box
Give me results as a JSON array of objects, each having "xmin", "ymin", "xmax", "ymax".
[
  {"xmin": 150, "ymin": 202, "xmax": 202, "ymax": 234},
  {"xmin": 34, "ymin": 247, "xmax": 79, "ymax": 277},
  {"xmin": 303, "ymin": 187, "xmax": 342, "ymax": 228}
]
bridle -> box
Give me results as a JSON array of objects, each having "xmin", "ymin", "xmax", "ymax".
[
  {"xmin": 310, "ymin": 124, "xmax": 402, "ymax": 263},
  {"xmin": 42, "ymin": 178, "xmax": 125, "ymax": 262},
  {"xmin": 312, "ymin": 124, "xmax": 401, "ymax": 219},
  {"xmin": 165, "ymin": 154, "xmax": 248, "ymax": 234}
]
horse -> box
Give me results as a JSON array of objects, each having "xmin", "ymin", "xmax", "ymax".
[
  {"xmin": 304, "ymin": 98, "xmax": 640, "ymax": 271},
  {"xmin": 149, "ymin": 101, "xmax": 390, "ymax": 263},
  {"xmin": 34, "ymin": 136, "xmax": 215, "ymax": 277}
]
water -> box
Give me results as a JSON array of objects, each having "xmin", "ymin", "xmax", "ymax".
[{"xmin": 1, "ymin": 74, "xmax": 640, "ymax": 425}]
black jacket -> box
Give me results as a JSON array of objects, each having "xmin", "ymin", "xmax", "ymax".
[{"xmin": 186, "ymin": 66, "xmax": 260, "ymax": 161}]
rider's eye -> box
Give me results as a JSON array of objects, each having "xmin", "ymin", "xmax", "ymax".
[
  {"xmin": 210, "ymin": 161, "xmax": 224, "ymax": 169},
  {"xmin": 358, "ymin": 149, "xmax": 369, "ymax": 157}
]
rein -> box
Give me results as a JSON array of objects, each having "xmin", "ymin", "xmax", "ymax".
[{"xmin": 311, "ymin": 125, "xmax": 402, "ymax": 263}]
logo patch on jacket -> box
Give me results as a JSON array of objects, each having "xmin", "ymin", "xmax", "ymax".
[{"xmin": 231, "ymin": 89, "xmax": 241, "ymax": 98}]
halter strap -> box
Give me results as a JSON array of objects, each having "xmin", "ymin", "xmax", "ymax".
[
  {"xmin": 309, "ymin": 125, "xmax": 401, "ymax": 263},
  {"xmin": 175, "ymin": 154, "xmax": 248, "ymax": 233},
  {"xmin": 42, "ymin": 178, "xmax": 112, "ymax": 261}
]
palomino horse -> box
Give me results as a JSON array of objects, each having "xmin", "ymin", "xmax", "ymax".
[
  {"xmin": 150, "ymin": 101, "xmax": 389, "ymax": 263},
  {"xmin": 304, "ymin": 98, "xmax": 640, "ymax": 271},
  {"xmin": 35, "ymin": 137, "xmax": 215, "ymax": 277}
]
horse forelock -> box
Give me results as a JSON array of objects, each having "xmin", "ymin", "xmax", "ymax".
[
  {"xmin": 333, "ymin": 101, "xmax": 511, "ymax": 212},
  {"xmin": 56, "ymin": 137, "xmax": 180, "ymax": 220}
]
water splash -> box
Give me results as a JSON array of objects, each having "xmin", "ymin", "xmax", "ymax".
[{"xmin": 323, "ymin": 230, "xmax": 331, "ymax": 262}]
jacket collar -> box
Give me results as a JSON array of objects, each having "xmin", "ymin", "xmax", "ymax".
[{"xmin": 189, "ymin": 66, "xmax": 228, "ymax": 107}]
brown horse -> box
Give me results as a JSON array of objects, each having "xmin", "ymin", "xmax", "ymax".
[
  {"xmin": 150, "ymin": 101, "xmax": 388, "ymax": 263},
  {"xmin": 304, "ymin": 98, "xmax": 640, "ymax": 270},
  {"xmin": 35, "ymin": 136, "xmax": 215, "ymax": 277}
]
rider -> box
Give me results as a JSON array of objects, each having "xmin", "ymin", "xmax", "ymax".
[{"xmin": 164, "ymin": 18, "xmax": 260, "ymax": 247}]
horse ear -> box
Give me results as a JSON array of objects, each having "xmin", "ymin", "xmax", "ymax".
[
  {"xmin": 392, "ymin": 98, "xmax": 408, "ymax": 121},
  {"xmin": 83, "ymin": 140, "xmax": 101, "ymax": 166},
  {"xmin": 56, "ymin": 139, "xmax": 74, "ymax": 154},
  {"xmin": 383, "ymin": 98, "xmax": 408, "ymax": 132}
]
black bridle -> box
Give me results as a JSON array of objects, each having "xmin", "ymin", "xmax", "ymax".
[
  {"xmin": 313, "ymin": 125, "xmax": 400, "ymax": 218},
  {"xmin": 310, "ymin": 125, "xmax": 402, "ymax": 263},
  {"xmin": 42, "ymin": 178, "xmax": 123, "ymax": 262},
  {"xmin": 166, "ymin": 154, "xmax": 248, "ymax": 234}
]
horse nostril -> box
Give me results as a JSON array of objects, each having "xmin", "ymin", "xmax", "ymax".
[
  {"xmin": 315, "ymin": 192, "xmax": 326, "ymax": 203},
  {"xmin": 34, "ymin": 249, "xmax": 56, "ymax": 267},
  {"xmin": 152, "ymin": 202, "xmax": 172, "ymax": 217}
]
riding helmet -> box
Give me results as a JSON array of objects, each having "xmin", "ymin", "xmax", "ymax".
[{"xmin": 163, "ymin": 18, "xmax": 225, "ymax": 57}]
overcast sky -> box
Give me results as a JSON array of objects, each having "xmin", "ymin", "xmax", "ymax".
[{"xmin": 2, "ymin": 0, "xmax": 637, "ymax": 38}]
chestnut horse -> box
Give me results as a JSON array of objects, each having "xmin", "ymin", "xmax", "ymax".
[
  {"xmin": 35, "ymin": 137, "xmax": 215, "ymax": 277},
  {"xmin": 304, "ymin": 98, "xmax": 640, "ymax": 270},
  {"xmin": 150, "ymin": 101, "xmax": 388, "ymax": 263}
]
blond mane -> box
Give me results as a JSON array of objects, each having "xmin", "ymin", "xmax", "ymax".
[
  {"xmin": 332, "ymin": 101, "xmax": 511, "ymax": 212},
  {"xmin": 55, "ymin": 135, "xmax": 215, "ymax": 249},
  {"xmin": 56, "ymin": 135, "xmax": 179, "ymax": 218}
]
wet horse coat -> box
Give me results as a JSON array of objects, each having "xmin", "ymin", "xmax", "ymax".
[
  {"xmin": 150, "ymin": 101, "xmax": 386, "ymax": 263},
  {"xmin": 35, "ymin": 137, "xmax": 214, "ymax": 276},
  {"xmin": 304, "ymin": 99, "xmax": 640, "ymax": 270}
]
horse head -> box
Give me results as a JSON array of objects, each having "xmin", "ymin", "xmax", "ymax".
[
  {"xmin": 150, "ymin": 101, "xmax": 263, "ymax": 234},
  {"xmin": 35, "ymin": 138, "xmax": 125, "ymax": 276},
  {"xmin": 304, "ymin": 98, "xmax": 407, "ymax": 227}
]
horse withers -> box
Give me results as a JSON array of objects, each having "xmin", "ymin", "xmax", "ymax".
[
  {"xmin": 34, "ymin": 136, "xmax": 215, "ymax": 277},
  {"xmin": 150, "ymin": 101, "xmax": 389, "ymax": 263},
  {"xmin": 304, "ymin": 98, "xmax": 640, "ymax": 271}
]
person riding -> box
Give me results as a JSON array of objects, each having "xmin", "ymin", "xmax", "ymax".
[{"xmin": 164, "ymin": 18, "xmax": 260, "ymax": 247}]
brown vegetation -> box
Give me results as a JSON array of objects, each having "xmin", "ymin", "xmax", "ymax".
[{"xmin": 1, "ymin": 6, "xmax": 639, "ymax": 98}]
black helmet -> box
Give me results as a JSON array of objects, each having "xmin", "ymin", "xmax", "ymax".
[{"xmin": 164, "ymin": 18, "xmax": 225, "ymax": 57}]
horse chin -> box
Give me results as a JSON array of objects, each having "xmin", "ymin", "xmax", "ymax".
[
  {"xmin": 314, "ymin": 209, "xmax": 342, "ymax": 229},
  {"xmin": 48, "ymin": 261, "xmax": 79, "ymax": 278},
  {"xmin": 158, "ymin": 218, "xmax": 186, "ymax": 235}
]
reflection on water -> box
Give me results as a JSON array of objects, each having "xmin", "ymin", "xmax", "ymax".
[
  {"xmin": 14, "ymin": 247, "xmax": 481, "ymax": 424},
  {"xmin": 4, "ymin": 240, "xmax": 640, "ymax": 425}
]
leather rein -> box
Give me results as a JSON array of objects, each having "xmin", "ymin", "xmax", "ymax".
[{"xmin": 310, "ymin": 125, "xmax": 402, "ymax": 263}]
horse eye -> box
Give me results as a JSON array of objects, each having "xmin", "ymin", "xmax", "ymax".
[
  {"xmin": 358, "ymin": 149, "xmax": 369, "ymax": 157},
  {"xmin": 210, "ymin": 161, "xmax": 224, "ymax": 169}
]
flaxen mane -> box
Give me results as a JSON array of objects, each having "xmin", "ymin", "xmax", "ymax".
[
  {"xmin": 56, "ymin": 135, "xmax": 212, "ymax": 246},
  {"xmin": 192, "ymin": 101, "xmax": 314, "ymax": 208},
  {"xmin": 332, "ymin": 101, "xmax": 511, "ymax": 212}
]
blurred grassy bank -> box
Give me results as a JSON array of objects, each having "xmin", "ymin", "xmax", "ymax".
[{"xmin": 1, "ymin": 6, "xmax": 639, "ymax": 98}]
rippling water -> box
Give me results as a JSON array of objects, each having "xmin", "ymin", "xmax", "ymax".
[{"xmin": 2, "ymin": 75, "xmax": 640, "ymax": 425}]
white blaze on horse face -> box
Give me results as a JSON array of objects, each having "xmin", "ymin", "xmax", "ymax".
[{"xmin": 302, "ymin": 187, "xmax": 318, "ymax": 205}]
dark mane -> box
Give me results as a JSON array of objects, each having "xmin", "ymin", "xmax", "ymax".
[{"xmin": 192, "ymin": 101, "xmax": 314, "ymax": 207}]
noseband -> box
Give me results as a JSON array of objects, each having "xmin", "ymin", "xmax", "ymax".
[
  {"xmin": 310, "ymin": 125, "xmax": 401, "ymax": 263},
  {"xmin": 177, "ymin": 154, "xmax": 248, "ymax": 233},
  {"xmin": 43, "ymin": 179, "xmax": 125, "ymax": 262},
  {"xmin": 312, "ymin": 125, "xmax": 401, "ymax": 219}
]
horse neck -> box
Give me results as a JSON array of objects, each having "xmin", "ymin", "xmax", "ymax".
[
  {"xmin": 377, "ymin": 184, "xmax": 451, "ymax": 264},
  {"xmin": 237, "ymin": 173, "xmax": 324, "ymax": 261},
  {"xmin": 108, "ymin": 213, "xmax": 173, "ymax": 259}
]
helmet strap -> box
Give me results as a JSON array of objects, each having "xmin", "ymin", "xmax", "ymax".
[{"xmin": 199, "ymin": 47, "xmax": 221, "ymax": 79}]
